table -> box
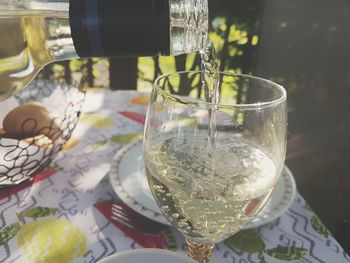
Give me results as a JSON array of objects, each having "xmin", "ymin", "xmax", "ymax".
[{"xmin": 0, "ymin": 90, "xmax": 349, "ymax": 263}]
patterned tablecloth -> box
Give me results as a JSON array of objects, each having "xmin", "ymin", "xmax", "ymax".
[{"xmin": 0, "ymin": 90, "xmax": 349, "ymax": 263}]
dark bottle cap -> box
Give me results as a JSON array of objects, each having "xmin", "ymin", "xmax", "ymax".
[{"xmin": 69, "ymin": 0, "xmax": 170, "ymax": 58}]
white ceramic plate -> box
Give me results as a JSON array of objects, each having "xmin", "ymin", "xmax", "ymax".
[
  {"xmin": 109, "ymin": 140, "xmax": 297, "ymax": 228},
  {"xmin": 98, "ymin": 249, "xmax": 197, "ymax": 263}
]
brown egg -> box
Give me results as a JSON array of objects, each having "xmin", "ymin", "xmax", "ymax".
[
  {"xmin": 0, "ymin": 128, "xmax": 5, "ymax": 137},
  {"xmin": 3, "ymin": 102, "xmax": 61, "ymax": 142}
]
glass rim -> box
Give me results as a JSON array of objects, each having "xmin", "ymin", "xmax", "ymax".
[{"xmin": 153, "ymin": 71, "xmax": 287, "ymax": 110}]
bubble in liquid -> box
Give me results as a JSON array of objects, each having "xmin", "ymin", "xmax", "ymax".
[
  {"xmin": 161, "ymin": 205, "xmax": 169, "ymax": 210},
  {"xmin": 172, "ymin": 213, "xmax": 180, "ymax": 219}
]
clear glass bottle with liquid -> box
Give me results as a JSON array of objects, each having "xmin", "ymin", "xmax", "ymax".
[{"xmin": 0, "ymin": 0, "xmax": 208, "ymax": 101}]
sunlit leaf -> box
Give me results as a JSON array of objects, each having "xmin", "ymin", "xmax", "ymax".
[
  {"xmin": 110, "ymin": 132, "xmax": 142, "ymax": 144},
  {"xmin": 0, "ymin": 223, "xmax": 21, "ymax": 245},
  {"xmin": 311, "ymin": 215, "xmax": 329, "ymax": 238},
  {"xmin": 266, "ymin": 247, "xmax": 307, "ymax": 260},
  {"xmin": 162, "ymin": 229, "xmax": 178, "ymax": 251},
  {"xmin": 224, "ymin": 229, "xmax": 265, "ymax": 253},
  {"xmin": 23, "ymin": 207, "xmax": 60, "ymax": 219}
]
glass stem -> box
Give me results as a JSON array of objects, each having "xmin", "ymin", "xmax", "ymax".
[{"xmin": 186, "ymin": 240, "xmax": 215, "ymax": 262}]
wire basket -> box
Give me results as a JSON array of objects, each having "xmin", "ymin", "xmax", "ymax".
[{"xmin": 0, "ymin": 79, "xmax": 85, "ymax": 186}]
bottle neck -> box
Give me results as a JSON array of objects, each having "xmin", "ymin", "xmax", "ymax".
[
  {"xmin": 169, "ymin": 0, "xmax": 208, "ymax": 55},
  {"xmin": 69, "ymin": 0, "xmax": 170, "ymax": 58}
]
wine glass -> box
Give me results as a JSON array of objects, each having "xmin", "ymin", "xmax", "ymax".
[{"xmin": 143, "ymin": 71, "xmax": 287, "ymax": 262}]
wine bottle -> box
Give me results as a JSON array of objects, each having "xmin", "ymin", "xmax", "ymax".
[{"xmin": 0, "ymin": 0, "xmax": 208, "ymax": 101}]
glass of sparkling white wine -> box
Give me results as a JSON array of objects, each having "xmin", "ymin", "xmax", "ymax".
[{"xmin": 144, "ymin": 45, "xmax": 287, "ymax": 262}]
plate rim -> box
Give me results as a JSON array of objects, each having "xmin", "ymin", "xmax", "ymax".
[
  {"xmin": 97, "ymin": 248, "xmax": 197, "ymax": 263},
  {"xmin": 249, "ymin": 165, "xmax": 297, "ymax": 228},
  {"xmin": 109, "ymin": 139, "xmax": 297, "ymax": 228},
  {"xmin": 109, "ymin": 139, "xmax": 170, "ymax": 225}
]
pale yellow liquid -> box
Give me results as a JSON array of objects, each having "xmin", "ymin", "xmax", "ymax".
[
  {"xmin": 145, "ymin": 133, "xmax": 277, "ymax": 244},
  {"xmin": 0, "ymin": 11, "xmax": 75, "ymax": 101}
]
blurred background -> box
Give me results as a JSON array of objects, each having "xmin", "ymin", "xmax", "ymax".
[{"xmin": 40, "ymin": 0, "xmax": 350, "ymax": 253}]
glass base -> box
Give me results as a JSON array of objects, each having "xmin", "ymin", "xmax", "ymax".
[{"xmin": 186, "ymin": 240, "xmax": 215, "ymax": 262}]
